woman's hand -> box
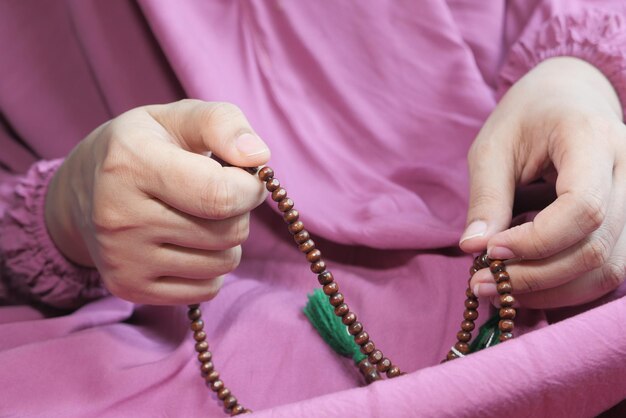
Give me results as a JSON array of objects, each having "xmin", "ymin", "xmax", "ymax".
[
  {"xmin": 45, "ymin": 100, "xmax": 270, "ymax": 305},
  {"xmin": 460, "ymin": 57, "xmax": 626, "ymax": 309}
]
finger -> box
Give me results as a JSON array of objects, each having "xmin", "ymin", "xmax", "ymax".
[
  {"xmin": 138, "ymin": 144, "xmax": 267, "ymax": 219},
  {"xmin": 145, "ymin": 99, "xmax": 271, "ymax": 167},
  {"xmin": 487, "ymin": 131, "xmax": 614, "ymax": 260},
  {"xmin": 145, "ymin": 199, "xmax": 250, "ymax": 250},
  {"xmin": 147, "ymin": 245, "xmax": 242, "ymax": 280},
  {"xmin": 137, "ymin": 276, "xmax": 226, "ymax": 305},
  {"xmin": 459, "ymin": 126, "xmax": 517, "ymax": 253},
  {"xmin": 471, "ymin": 172, "xmax": 626, "ymax": 295}
]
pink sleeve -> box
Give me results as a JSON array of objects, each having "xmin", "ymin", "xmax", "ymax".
[
  {"xmin": 500, "ymin": 1, "xmax": 626, "ymax": 115},
  {"xmin": 0, "ymin": 160, "xmax": 108, "ymax": 309}
]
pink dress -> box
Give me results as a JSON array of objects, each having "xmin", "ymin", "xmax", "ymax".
[{"xmin": 1, "ymin": 1, "xmax": 625, "ymax": 416}]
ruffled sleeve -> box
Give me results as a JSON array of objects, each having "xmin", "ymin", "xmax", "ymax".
[
  {"xmin": 0, "ymin": 159, "xmax": 108, "ymax": 309},
  {"xmin": 499, "ymin": 5, "xmax": 626, "ymax": 116}
]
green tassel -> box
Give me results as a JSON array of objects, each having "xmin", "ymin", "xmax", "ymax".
[
  {"xmin": 303, "ymin": 289, "xmax": 366, "ymax": 364},
  {"xmin": 469, "ymin": 313, "xmax": 501, "ymax": 353}
]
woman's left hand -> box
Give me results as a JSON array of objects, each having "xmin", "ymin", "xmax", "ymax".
[{"xmin": 460, "ymin": 56, "xmax": 626, "ymax": 309}]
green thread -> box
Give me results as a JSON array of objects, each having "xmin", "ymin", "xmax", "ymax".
[
  {"xmin": 303, "ymin": 289, "xmax": 366, "ymax": 364},
  {"xmin": 469, "ymin": 313, "xmax": 501, "ymax": 353}
]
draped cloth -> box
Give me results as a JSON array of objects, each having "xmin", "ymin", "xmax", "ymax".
[{"xmin": 1, "ymin": 1, "xmax": 625, "ymax": 416}]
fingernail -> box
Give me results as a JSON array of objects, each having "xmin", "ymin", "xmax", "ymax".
[
  {"xmin": 235, "ymin": 133, "xmax": 269, "ymax": 157},
  {"xmin": 488, "ymin": 246, "xmax": 516, "ymax": 260},
  {"xmin": 473, "ymin": 283, "xmax": 498, "ymax": 298},
  {"xmin": 459, "ymin": 220, "xmax": 487, "ymax": 244}
]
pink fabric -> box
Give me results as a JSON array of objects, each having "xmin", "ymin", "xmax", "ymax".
[{"xmin": 1, "ymin": 0, "xmax": 626, "ymax": 416}]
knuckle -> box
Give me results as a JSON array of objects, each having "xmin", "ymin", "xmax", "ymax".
[
  {"xmin": 580, "ymin": 236, "xmax": 611, "ymax": 272},
  {"xmin": 200, "ymin": 179, "xmax": 238, "ymax": 219},
  {"xmin": 576, "ymin": 192, "xmax": 606, "ymax": 232},
  {"xmin": 231, "ymin": 215, "xmax": 250, "ymax": 246},
  {"xmin": 204, "ymin": 102, "xmax": 243, "ymax": 124},
  {"xmin": 220, "ymin": 247, "xmax": 242, "ymax": 274},
  {"xmin": 90, "ymin": 203, "xmax": 129, "ymax": 234},
  {"xmin": 468, "ymin": 188, "xmax": 501, "ymax": 212},
  {"xmin": 599, "ymin": 261, "xmax": 626, "ymax": 293}
]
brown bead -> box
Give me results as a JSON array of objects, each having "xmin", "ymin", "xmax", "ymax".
[
  {"xmin": 334, "ymin": 303, "xmax": 349, "ymax": 316},
  {"xmin": 293, "ymin": 230, "xmax": 310, "ymax": 244},
  {"xmin": 258, "ymin": 166, "xmax": 274, "ymax": 181},
  {"xmin": 265, "ymin": 178, "xmax": 280, "ymax": 192},
  {"xmin": 497, "ymin": 281, "xmax": 513, "ymax": 294},
  {"xmin": 210, "ymin": 380, "xmax": 225, "ymax": 392},
  {"xmin": 463, "ymin": 309, "xmax": 478, "ymax": 321},
  {"xmin": 348, "ymin": 321, "xmax": 363, "ymax": 335},
  {"xmin": 376, "ymin": 358, "xmax": 391, "ymax": 372},
  {"xmin": 342, "ymin": 312, "xmax": 356, "ymax": 325},
  {"xmin": 457, "ymin": 331, "xmax": 472, "ymax": 342},
  {"xmin": 464, "ymin": 299, "xmax": 479, "ymax": 309},
  {"xmin": 499, "ymin": 294, "xmax": 516, "ymax": 307},
  {"xmin": 217, "ymin": 387, "xmax": 231, "ymax": 400},
  {"xmin": 317, "ymin": 271, "xmax": 334, "ymax": 285},
  {"xmin": 386, "ymin": 366, "xmax": 401, "ymax": 378},
  {"xmin": 360, "ymin": 341, "xmax": 375, "ymax": 354},
  {"xmin": 499, "ymin": 307, "xmax": 516, "ymax": 320},
  {"xmin": 358, "ymin": 359, "xmax": 373, "ymax": 373},
  {"xmin": 195, "ymin": 341, "xmax": 209, "ymax": 352},
  {"xmin": 323, "ymin": 282, "xmax": 339, "ymax": 295},
  {"xmin": 187, "ymin": 308, "xmax": 202, "ymax": 321},
  {"xmin": 446, "ymin": 351, "xmax": 458, "ymax": 361},
  {"xmin": 283, "ymin": 209, "xmax": 300, "ymax": 223},
  {"xmin": 224, "ymin": 395, "xmax": 238, "ymax": 409},
  {"xmin": 499, "ymin": 319, "xmax": 514, "ymax": 333},
  {"xmin": 480, "ymin": 253, "xmax": 491, "ymax": 267},
  {"xmin": 465, "ymin": 287, "xmax": 477, "ymax": 299},
  {"xmin": 288, "ymin": 221, "xmax": 304, "ymax": 234},
  {"xmin": 198, "ymin": 351, "xmax": 212, "ymax": 363},
  {"xmin": 271, "ymin": 188, "xmax": 287, "ymax": 201},
  {"xmin": 329, "ymin": 293, "xmax": 344, "ymax": 307},
  {"xmin": 278, "ymin": 198, "xmax": 294, "ymax": 212},
  {"xmin": 365, "ymin": 370, "xmax": 382, "ymax": 383},
  {"xmin": 368, "ymin": 350, "xmax": 383, "ymax": 364},
  {"xmin": 454, "ymin": 342, "xmax": 470, "ymax": 354},
  {"xmin": 190, "ymin": 319, "xmax": 204, "ymax": 332},
  {"xmin": 354, "ymin": 331, "xmax": 370, "ymax": 345},
  {"xmin": 489, "ymin": 260, "xmax": 505, "ymax": 273},
  {"xmin": 194, "ymin": 331, "xmax": 207, "ymax": 342},
  {"xmin": 310, "ymin": 261, "xmax": 326, "ymax": 274},
  {"xmin": 499, "ymin": 332, "xmax": 514, "ymax": 342},
  {"xmin": 206, "ymin": 370, "xmax": 220, "ymax": 382},
  {"xmin": 494, "ymin": 271, "xmax": 510, "ymax": 283},
  {"xmin": 200, "ymin": 361, "xmax": 214, "ymax": 374},
  {"xmin": 298, "ymin": 239, "xmax": 315, "ymax": 253},
  {"xmin": 230, "ymin": 405, "xmax": 245, "ymax": 416},
  {"xmin": 461, "ymin": 320, "xmax": 475, "ymax": 332},
  {"xmin": 306, "ymin": 249, "xmax": 322, "ymax": 263},
  {"xmin": 470, "ymin": 266, "xmax": 478, "ymax": 276}
]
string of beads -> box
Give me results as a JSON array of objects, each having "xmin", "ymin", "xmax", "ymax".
[{"xmin": 187, "ymin": 166, "xmax": 516, "ymax": 415}]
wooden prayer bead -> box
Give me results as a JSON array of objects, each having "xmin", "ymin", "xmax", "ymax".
[
  {"xmin": 354, "ymin": 331, "xmax": 370, "ymax": 345},
  {"xmin": 470, "ymin": 266, "xmax": 478, "ymax": 276},
  {"xmin": 265, "ymin": 178, "xmax": 280, "ymax": 192},
  {"xmin": 342, "ymin": 312, "xmax": 356, "ymax": 325},
  {"xmin": 288, "ymin": 221, "xmax": 304, "ymax": 234},
  {"xmin": 463, "ymin": 309, "xmax": 478, "ymax": 321},
  {"xmin": 348, "ymin": 322, "xmax": 363, "ymax": 335},
  {"xmin": 368, "ymin": 350, "xmax": 383, "ymax": 364},
  {"xmin": 210, "ymin": 380, "xmax": 225, "ymax": 392},
  {"xmin": 454, "ymin": 342, "xmax": 469, "ymax": 354},
  {"xmin": 323, "ymin": 282, "xmax": 339, "ymax": 295},
  {"xmin": 206, "ymin": 370, "xmax": 220, "ymax": 382},
  {"xmin": 446, "ymin": 351, "xmax": 458, "ymax": 361},
  {"xmin": 283, "ymin": 209, "xmax": 299, "ymax": 223},
  {"xmin": 464, "ymin": 299, "xmax": 479, "ymax": 309},
  {"xmin": 194, "ymin": 331, "xmax": 207, "ymax": 342},
  {"xmin": 293, "ymin": 230, "xmax": 310, "ymax": 244},
  {"xmin": 480, "ymin": 253, "xmax": 490, "ymax": 267},
  {"xmin": 489, "ymin": 260, "xmax": 505, "ymax": 273},
  {"xmin": 496, "ymin": 281, "xmax": 513, "ymax": 294},
  {"xmin": 466, "ymin": 287, "xmax": 477, "ymax": 299},
  {"xmin": 224, "ymin": 395, "xmax": 238, "ymax": 409},
  {"xmin": 258, "ymin": 167, "xmax": 274, "ymax": 181},
  {"xmin": 358, "ymin": 359, "xmax": 373, "ymax": 374},
  {"xmin": 230, "ymin": 405, "xmax": 245, "ymax": 416},
  {"xmin": 298, "ymin": 239, "xmax": 315, "ymax": 253},
  {"xmin": 376, "ymin": 358, "xmax": 391, "ymax": 372},
  {"xmin": 198, "ymin": 351, "xmax": 212, "ymax": 363},
  {"xmin": 360, "ymin": 341, "xmax": 375, "ymax": 354},
  {"xmin": 271, "ymin": 188, "xmax": 287, "ymax": 201},
  {"xmin": 201, "ymin": 362, "xmax": 215, "ymax": 374},
  {"xmin": 310, "ymin": 261, "xmax": 326, "ymax": 274},
  {"xmin": 461, "ymin": 320, "xmax": 475, "ymax": 332},
  {"xmin": 499, "ymin": 307, "xmax": 516, "ymax": 320},
  {"xmin": 188, "ymin": 308, "xmax": 202, "ymax": 321},
  {"xmin": 277, "ymin": 198, "xmax": 294, "ymax": 212},
  {"xmin": 386, "ymin": 366, "xmax": 401, "ymax": 378},
  {"xmin": 191, "ymin": 320, "xmax": 204, "ymax": 332},
  {"xmin": 317, "ymin": 271, "xmax": 334, "ymax": 285},
  {"xmin": 195, "ymin": 341, "xmax": 209, "ymax": 352},
  {"xmin": 456, "ymin": 331, "xmax": 471, "ymax": 342},
  {"xmin": 306, "ymin": 249, "xmax": 322, "ymax": 263},
  {"xmin": 334, "ymin": 303, "xmax": 349, "ymax": 316},
  {"xmin": 494, "ymin": 271, "xmax": 510, "ymax": 283},
  {"xmin": 499, "ymin": 320, "xmax": 514, "ymax": 333},
  {"xmin": 499, "ymin": 294, "xmax": 515, "ymax": 307},
  {"xmin": 218, "ymin": 388, "xmax": 231, "ymax": 400},
  {"xmin": 499, "ymin": 332, "xmax": 513, "ymax": 342},
  {"xmin": 329, "ymin": 293, "xmax": 344, "ymax": 307},
  {"xmin": 365, "ymin": 370, "xmax": 382, "ymax": 383}
]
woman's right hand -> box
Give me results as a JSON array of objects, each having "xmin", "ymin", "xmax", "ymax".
[{"xmin": 44, "ymin": 100, "xmax": 271, "ymax": 305}]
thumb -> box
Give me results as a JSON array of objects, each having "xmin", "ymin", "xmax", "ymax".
[
  {"xmin": 146, "ymin": 99, "xmax": 271, "ymax": 167},
  {"xmin": 459, "ymin": 140, "xmax": 516, "ymax": 254}
]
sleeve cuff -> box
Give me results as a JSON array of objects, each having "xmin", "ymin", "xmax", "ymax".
[{"xmin": 0, "ymin": 159, "xmax": 108, "ymax": 309}]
